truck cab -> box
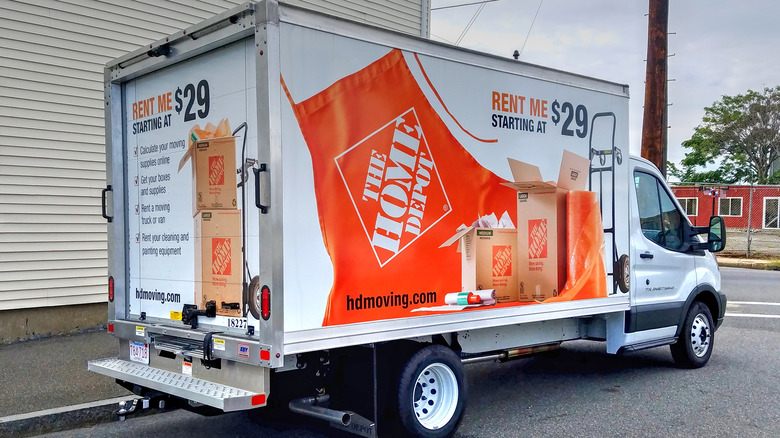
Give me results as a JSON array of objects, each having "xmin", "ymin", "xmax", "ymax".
[{"xmin": 615, "ymin": 156, "xmax": 726, "ymax": 366}]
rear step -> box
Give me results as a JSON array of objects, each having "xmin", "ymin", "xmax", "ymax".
[{"xmin": 88, "ymin": 358, "xmax": 264, "ymax": 412}]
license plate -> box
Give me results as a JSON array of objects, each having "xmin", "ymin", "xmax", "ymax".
[{"xmin": 129, "ymin": 341, "xmax": 149, "ymax": 365}]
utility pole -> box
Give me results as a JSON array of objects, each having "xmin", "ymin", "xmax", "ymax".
[{"xmin": 641, "ymin": 0, "xmax": 668, "ymax": 178}]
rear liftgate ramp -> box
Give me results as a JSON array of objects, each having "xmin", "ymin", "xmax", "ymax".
[{"xmin": 88, "ymin": 358, "xmax": 264, "ymax": 412}]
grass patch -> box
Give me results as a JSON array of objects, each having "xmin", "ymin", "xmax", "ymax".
[{"xmin": 767, "ymin": 260, "xmax": 780, "ymax": 271}]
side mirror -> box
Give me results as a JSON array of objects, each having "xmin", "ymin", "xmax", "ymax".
[{"xmin": 708, "ymin": 216, "xmax": 726, "ymax": 252}]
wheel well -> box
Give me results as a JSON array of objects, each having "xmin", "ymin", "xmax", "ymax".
[
  {"xmin": 676, "ymin": 287, "xmax": 721, "ymax": 337},
  {"xmin": 696, "ymin": 291, "xmax": 719, "ymax": 324}
]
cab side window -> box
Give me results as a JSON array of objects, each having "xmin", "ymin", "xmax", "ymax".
[{"xmin": 634, "ymin": 171, "xmax": 685, "ymax": 251}]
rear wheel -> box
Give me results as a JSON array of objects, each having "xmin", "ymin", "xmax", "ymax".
[
  {"xmin": 396, "ymin": 345, "xmax": 467, "ymax": 438},
  {"xmin": 671, "ymin": 301, "xmax": 714, "ymax": 368}
]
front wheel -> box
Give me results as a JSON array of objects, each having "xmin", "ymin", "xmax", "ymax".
[
  {"xmin": 670, "ymin": 301, "xmax": 714, "ymax": 368},
  {"xmin": 396, "ymin": 345, "xmax": 467, "ymax": 438}
]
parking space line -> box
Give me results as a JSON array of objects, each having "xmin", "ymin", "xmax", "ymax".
[
  {"xmin": 725, "ymin": 313, "xmax": 780, "ymax": 319},
  {"xmin": 0, "ymin": 396, "xmax": 133, "ymax": 423},
  {"xmin": 728, "ymin": 301, "xmax": 780, "ymax": 306}
]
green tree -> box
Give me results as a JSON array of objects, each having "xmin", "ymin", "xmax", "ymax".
[{"xmin": 673, "ymin": 85, "xmax": 780, "ymax": 184}]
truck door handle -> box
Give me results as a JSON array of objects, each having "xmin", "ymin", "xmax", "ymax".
[
  {"xmin": 640, "ymin": 252, "xmax": 654, "ymax": 259},
  {"xmin": 101, "ymin": 185, "xmax": 113, "ymax": 223},
  {"xmin": 254, "ymin": 164, "xmax": 270, "ymax": 214}
]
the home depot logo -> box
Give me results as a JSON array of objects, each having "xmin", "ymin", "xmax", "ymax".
[
  {"xmin": 209, "ymin": 155, "xmax": 225, "ymax": 186},
  {"xmin": 212, "ymin": 237, "xmax": 232, "ymax": 275},
  {"xmin": 492, "ymin": 245, "xmax": 512, "ymax": 277},
  {"xmin": 528, "ymin": 219, "xmax": 548, "ymax": 259},
  {"xmin": 335, "ymin": 108, "xmax": 451, "ymax": 267}
]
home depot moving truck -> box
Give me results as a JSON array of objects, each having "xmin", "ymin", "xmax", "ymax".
[{"xmin": 90, "ymin": 2, "xmax": 727, "ymax": 437}]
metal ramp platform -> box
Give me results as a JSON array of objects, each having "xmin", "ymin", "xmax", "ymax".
[{"xmin": 88, "ymin": 358, "xmax": 264, "ymax": 412}]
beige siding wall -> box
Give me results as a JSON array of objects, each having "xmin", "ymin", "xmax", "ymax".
[
  {"xmin": 0, "ymin": 0, "xmax": 426, "ymax": 311},
  {"xmin": 287, "ymin": 0, "xmax": 427, "ymax": 35}
]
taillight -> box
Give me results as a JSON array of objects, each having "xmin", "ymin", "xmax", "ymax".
[
  {"xmin": 108, "ymin": 324, "xmax": 114, "ymax": 333},
  {"xmin": 108, "ymin": 276, "xmax": 115, "ymax": 302},
  {"xmin": 261, "ymin": 285, "xmax": 271, "ymax": 320},
  {"xmin": 251, "ymin": 394, "xmax": 266, "ymax": 406}
]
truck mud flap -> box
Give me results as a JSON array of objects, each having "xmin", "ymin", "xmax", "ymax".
[{"xmin": 88, "ymin": 358, "xmax": 264, "ymax": 412}]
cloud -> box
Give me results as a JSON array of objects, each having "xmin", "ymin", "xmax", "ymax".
[{"xmin": 431, "ymin": 0, "xmax": 780, "ymax": 167}]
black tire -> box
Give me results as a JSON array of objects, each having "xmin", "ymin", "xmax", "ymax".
[
  {"xmin": 670, "ymin": 301, "xmax": 714, "ymax": 368},
  {"xmin": 615, "ymin": 254, "xmax": 630, "ymax": 293},
  {"xmin": 247, "ymin": 275, "xmax": 261, "ymax": 320},
  {"xmin": 396, "ymin": 345, "xmax": 467, "ymax": 438}
]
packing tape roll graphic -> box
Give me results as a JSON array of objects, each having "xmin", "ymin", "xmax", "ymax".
[{"xmin": 444, "ymin": 290, "xmax": 496, "ymax": 306}]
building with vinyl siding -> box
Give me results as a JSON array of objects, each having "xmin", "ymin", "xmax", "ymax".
[{"xmin": 0, "ymin": 0, "xmax": 430, "ymax": 340}]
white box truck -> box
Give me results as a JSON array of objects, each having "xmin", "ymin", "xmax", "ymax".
[{"xmin": 90, "ymin": 2, "xmax": 728, "ymax": 436}]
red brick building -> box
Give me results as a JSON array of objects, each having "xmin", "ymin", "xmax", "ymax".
[{"xmin": 671, "ymin": 185, "xmax": 780, "ymax": 229}]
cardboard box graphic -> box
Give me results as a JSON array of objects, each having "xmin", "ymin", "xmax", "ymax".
[
  {"xmin": 178, "ymin": 137, "xmax": 238, "ymax": 216},
  {"xmin": 504, "ymin": 151, "xmax": 590, "ymax": 302},
  {"xmin": 194, "ymin": 210, "xmax": 242, "ymax": 317},
  {"xmin": 441, "ymin": 227, "xmax": 518, "ymax": 303}
]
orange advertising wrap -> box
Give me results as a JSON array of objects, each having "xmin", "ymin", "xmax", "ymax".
[{"xmin": 284, "ymin": 49, "xmax": 518, "ymax": 326}]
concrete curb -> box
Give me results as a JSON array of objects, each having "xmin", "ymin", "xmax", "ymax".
[
  {"xmin": 0, "ymin": 396, "xmax": 160, "ymax": 438},
  {"xmin": 716, "ymin": 257, "xmax": 776, "ymax": 270}
]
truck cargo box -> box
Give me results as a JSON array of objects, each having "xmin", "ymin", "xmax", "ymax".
[{"xmin": 99, "ymin": 1, "xmax": 633, "ymax": 365}]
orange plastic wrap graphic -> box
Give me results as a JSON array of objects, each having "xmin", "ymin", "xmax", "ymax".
[
  {"xmin": 283, "ymin": 49, "xmax": 517, "ymax": 326},
  {"xmin": 544, "ymin": 191, "xmax": 607, "ymax": 302}
]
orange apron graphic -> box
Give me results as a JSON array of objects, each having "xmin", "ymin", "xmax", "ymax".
[{"xmin": 284, "ymin": 49, "xmax": 517, "ymax": 326}]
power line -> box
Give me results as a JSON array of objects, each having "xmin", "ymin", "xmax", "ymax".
[
  {"xmin": 455, "ymin": 1, "xmax": 487, "ymax": 45},
  {"xmin": 518, "ymin": 0, "xmax": 544, "ymax": 57},
  {"xmin": 432, "ymin": 0, "xmax": 501, "ymax": 11},
  {"xmin": 430, "ymin": 32, "xmax": 456, "ymax": 44},
  {"xmin": 455, "ymin": 3, "xmax": 486, "ymax": 45}
]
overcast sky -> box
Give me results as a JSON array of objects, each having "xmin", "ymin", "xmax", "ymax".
[{"xmin": 430, "ymin": 0, "xmax": 780, "ymax": 168}]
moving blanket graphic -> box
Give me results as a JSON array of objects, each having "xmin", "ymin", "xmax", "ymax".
[{"xmin": 283, "ymin": 48, "xmax": 607, "ymax": 327}]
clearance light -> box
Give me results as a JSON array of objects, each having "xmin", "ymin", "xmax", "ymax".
[
  {"xmin": 108, "ymin": 276, "xmax": 115, "ymax": 302},
  {"xmin": 261, "ymin": 285, "xmax": 271, "ymax": 320}
]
